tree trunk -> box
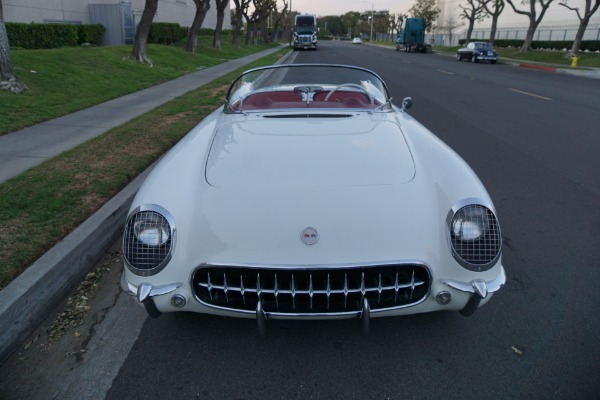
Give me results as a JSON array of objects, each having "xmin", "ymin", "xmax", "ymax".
[
  {"xmin": 489, "ymin": 16, "xmax": 498, "ymax": 45},
  {"xmin": 522, "ymin": 23, "xmax": 538, "ymax": 52},
  {"xmin": 466, "ymin": 17, "xmax": 475, "ymax": 43},
  {"xmin": 184, "ymin": 0, "xmax": 210, "ymax": 53},
  {"xmin": 571, "ymin": 16, "xmax": 590, "ymax": 54},
  {"xmin": 213, "ymin": 0, "xmax": 229, "ymax": 49},
  {"xmin": 131, "ymin": 0, "xmax": 158, "ymax": 66},
  {"xmin": 0, "ymin": 0, "xmax": 27, "ymax": 93}
]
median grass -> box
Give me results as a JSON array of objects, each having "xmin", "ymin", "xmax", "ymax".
[
  {"xmin": 1, "ymin": 38, "xmax": 278, "ymax": 135},
  {"xmin": 0, "ymin": 45, "xmax": 290, "ymax": 290}
]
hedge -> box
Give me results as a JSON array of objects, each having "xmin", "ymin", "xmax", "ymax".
[
  {"xmin": 147, "ymin": 24, "xmax": 227, "ymax": 45},
  {"xmin": 6, "ymin": 22, "xmax": 105, "ymax": 49},
  {"xmin": 458, "ymin": 38, "xmax": 600, "ymax": 52}
]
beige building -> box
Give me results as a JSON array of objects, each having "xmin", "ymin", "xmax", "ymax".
[{"xmin": 3, "ymin": 0, "xmax": 230, "ymax": 45}]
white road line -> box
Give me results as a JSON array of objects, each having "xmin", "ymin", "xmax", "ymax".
[
  {"xmin": 508, "ymin": 88, "xmax": 552, "ymax": 101},
  {"xmin": 437, "ymin": 69, "xmax": 454, "ymax": 75}
]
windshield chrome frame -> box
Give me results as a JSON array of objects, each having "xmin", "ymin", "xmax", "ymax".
[{"xmin": 224, "ymin": 64, "xmax": 391, "ymax": 114}]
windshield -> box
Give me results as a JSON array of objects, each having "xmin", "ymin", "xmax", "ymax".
[
  {"xmin": 474, "ymin": 43, "xmax": 493, "ymax": 50},
  {"xmin": 225, "ymin": 64, "xmax": 391, "ymax": 113},
  {"xmin": 295, "ymin": 17, "xmax": 316, "ymax": 34}
]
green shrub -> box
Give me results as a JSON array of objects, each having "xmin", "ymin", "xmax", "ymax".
[
  {"xmin": 148, "ymin": 23, "xmax": 188, "ymax": 45},
  {"xmin": 78, "ymin": 24, "xmax": 105, "ymax": 45},
  {"xmin": 6, "ymin": 22, "xmax": 104, "ymax": 49}
]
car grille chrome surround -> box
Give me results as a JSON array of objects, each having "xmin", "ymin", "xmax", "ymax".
[
  {"xmin": 447, "ymin": 200, "xmax": 502, "ymax": 272},
  {"xmin": 192, "ymin": 263, "xmax": 430, "ymax": 316},
  {"xmin": 122, "ymin": 205, "xmax": 176, "ymax": 277}
]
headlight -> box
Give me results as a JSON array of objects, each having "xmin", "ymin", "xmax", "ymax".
[
  {"xmin": 123, "ymin": 205, "xmax": 175, "ymax": 276},
  {"xmin": 447, "ymin": 201, "xmax": 501, "ymax": 271}
]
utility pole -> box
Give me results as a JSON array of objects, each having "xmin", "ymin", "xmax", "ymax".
[{"xmin": 364, "ymin": 1, "xmax": 374, "ymax": 43}]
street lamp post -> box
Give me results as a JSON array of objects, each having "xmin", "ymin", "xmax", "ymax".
[{"xmin": 364, "ymin": 1, "xmax": 374, "ymax": 43}]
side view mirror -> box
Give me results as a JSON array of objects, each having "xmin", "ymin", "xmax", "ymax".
[{"xmin": 401, "ymin": 97, "xmax": 413, "ymax": 111}]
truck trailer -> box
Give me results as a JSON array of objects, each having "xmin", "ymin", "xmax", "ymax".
[
  {"xmin": 293, "ymin": 15, "xmax": 318, "ymax": 50},
  {"xmin": 395, "ymin": 18, "xmax": 432, "ymax": 53}
]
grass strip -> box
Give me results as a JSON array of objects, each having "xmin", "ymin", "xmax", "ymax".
[
  {"xmin": 0, "ymin": 47, "xmax": 290, "ymax": 290},
  {"xmin": 1, "ymin": 40, "xmax": 278, "ymax": 135},
  {"xmin": 370, "ymin": 40, "xmax": 600, "ymax": 68}
]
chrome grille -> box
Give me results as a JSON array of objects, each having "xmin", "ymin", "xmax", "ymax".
[
  {"xmin": 298, "ymin": 35, "xmax": 311, "ymax": 43},
  {"xmin": 192, "ymin": 264, "xmax": 430, "ymax": 315}
]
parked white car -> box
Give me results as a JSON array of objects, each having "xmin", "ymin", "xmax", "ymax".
[
  {"xmin": 121, "ymin": 64, "xmax": 505, "ymax": 337},
  {"xmin": 352, "ymin": 37, "xmax": 362, "ymax": 44}
]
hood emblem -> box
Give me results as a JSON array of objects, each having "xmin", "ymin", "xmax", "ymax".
[{"xmin": 301, "ymin": 227, "xmax": 319, "ymax": 245}]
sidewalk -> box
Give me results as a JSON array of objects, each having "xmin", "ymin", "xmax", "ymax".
[
  {"xmin": 0, "ymin": 45, "xmax": 286, "ymax": 184},
  {"xmin": 0, "ymin": 45, "xmax": 292, "ymax": 364}
]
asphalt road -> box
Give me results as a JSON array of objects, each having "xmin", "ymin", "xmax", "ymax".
[{"xmin": 2, "ymin": 41, "xmax": 599, "ymax": 399}]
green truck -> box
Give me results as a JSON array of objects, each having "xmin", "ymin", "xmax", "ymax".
[{"xmin": 395, "ymin": 18, "xmax": 432, "ymax": 53}]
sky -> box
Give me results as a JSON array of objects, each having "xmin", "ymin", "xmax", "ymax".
[{"xmin": 243, "ymin": 0, "xmax": 600, "ymax": 29}]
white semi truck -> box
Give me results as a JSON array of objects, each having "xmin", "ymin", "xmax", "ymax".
[{"xmin": 293, "ymin": 14, "xmax": 318, "ymax": 50}]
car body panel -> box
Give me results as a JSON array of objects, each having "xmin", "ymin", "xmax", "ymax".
[
  {"xmin": 457, "ymin": 41, "xmax": 498, "ymax": 63},
  {"xmin": 121, "ymin": 64, "xmax": 505, "ymax": 328}
]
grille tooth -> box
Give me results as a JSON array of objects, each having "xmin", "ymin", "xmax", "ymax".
[
  {"xmin": 193, "ymin": 265, "xmax": 430, "ymax": 315},
  {"xmin": 207, "ymin": 272, "xmax": 213, "ymax": 301},
  {"xmin": 274, "ymin": 273, "xmax": 279, "ymax": 309},
  {"xmin": 240, "ymin": 274, "xmax": 246, "ymax": 305},
  {"xmin": 326, "ymin": 274, "xmax": 331, "ymax": 310},
  {"xmin": 291, "ymin": 274, "xmax": 296, "ymax": 310},
  {"xmin": 377, "ymin": 273, "xmax": 383, "ymax": 304},
  {"xmin": 223, "ymin": 272, "xmax": 229, "ymax": 303}
]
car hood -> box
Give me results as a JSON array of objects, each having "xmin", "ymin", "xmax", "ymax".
[{"xmin": 205, "ymin": 118, "xmax": 415, "ymax": 187}]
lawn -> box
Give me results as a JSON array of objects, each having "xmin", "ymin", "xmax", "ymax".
[
  {"xmin": 0, "ymin": 42, "xmax": 289, "ymax": 289},
  {"xmin": 1, "ymin": 38, "xmax": 278, "ymax": 135}
]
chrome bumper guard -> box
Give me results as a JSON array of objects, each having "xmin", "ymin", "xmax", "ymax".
[{"xmin": 441, "ymin": 266, "xmax": 506, "ymax": 316}]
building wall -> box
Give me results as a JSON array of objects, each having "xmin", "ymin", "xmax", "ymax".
[{"xmin": 3, "ymin": 0, "xmax": 230, "ymax": 29}]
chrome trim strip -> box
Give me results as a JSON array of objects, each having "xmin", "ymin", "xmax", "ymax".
[{"xmin": 441, "ymin": 266, "xmax": 506, "ymax": 299}]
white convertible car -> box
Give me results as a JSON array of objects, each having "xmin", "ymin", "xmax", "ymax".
[{"xmin": 121, "ymin": 64, "xmax": 505, "ymax": 336}]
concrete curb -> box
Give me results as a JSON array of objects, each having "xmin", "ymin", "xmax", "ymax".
[
  {"xmin": 0, "ymin": 47, "xmax": 295, "ymax": 365},
  {"xmin": 0, "ymin": 169, "xmax": 148, "ymax": 363}
]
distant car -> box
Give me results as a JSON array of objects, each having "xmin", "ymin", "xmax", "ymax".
[
  {"xmin": 121, "ymin": 64, "xmax": 505, "ymax": 338},
  {"xmin": 457, "ymin": 42, "xmax": 498, "ymax": 64},
  {"xmin": 352, "ymin": 37, "xmax": 362, "ymax": 44}
]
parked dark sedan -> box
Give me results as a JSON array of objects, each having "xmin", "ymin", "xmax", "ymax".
[{"xmin": 457, "ymin": 42, "xmax": 498, "ymax": 64}]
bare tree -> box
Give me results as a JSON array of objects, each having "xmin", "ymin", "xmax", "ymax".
[
  {"xmin": 213, "ymin": 0, "xmax": 229, "ymax": 49},
  {"xmin": 559, "ymin": 0, "xmax": 600, "ymax": 54},
  {"xmin": 0, "ymin": 0, "xmax": 27, "ymax": 93},
  {"xmin": 131, "ymin": 0, "xmax": 159, "ymax": 66},
  {"xmin": 460, "ymin": 0, "xmax": 488, "ymax": 43},
  {"xmin": 483, "ymin": 0, "xmax": 505, "ymax": 46},
  {"xmin": 184, "ymin": 0, "xmax": 210, "ymax": 53},
  {"xmin": 437, "ymin": 14, "xmax": 463, "ymax": 46},
  {"xmin": 232, "ymin": 0, "xmax": 252, "ymax": 47},
  {"xmin": 506, "ymin": 0, "xmax": 554, "ymax": 52},
  {"xmin": 389, "ymin": 13, "xmax": 407, "ymax": 41}
]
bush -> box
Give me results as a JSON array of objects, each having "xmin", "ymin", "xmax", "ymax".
[
  {"xmin": 148, "ymin": 23, "xmax": 188, "ymax": 45},
  {"xmin": 78, "ymin": 24, "xmax": 105, "ymax": 45},
  {"xmin": 6, "ymin": 22, "xmax": 104, "ymax": 49}
]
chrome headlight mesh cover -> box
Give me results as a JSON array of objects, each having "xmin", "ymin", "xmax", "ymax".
[
  {"xmin": 447, "ymin": 199, "xmax": 502, "ymax": 272},
  {"xmin": 123, "ymin": 204, "xmax": 176, "ymax": 276}
]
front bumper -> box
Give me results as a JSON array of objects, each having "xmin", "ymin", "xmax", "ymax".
[{"xmin": 122, "ymin": 264, "xmax": 505, "ymax": 336}]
